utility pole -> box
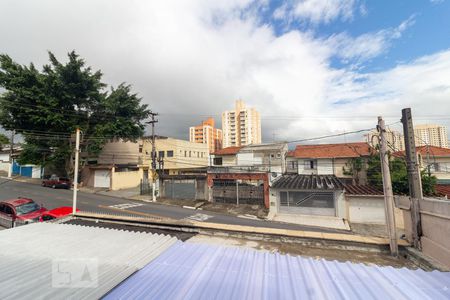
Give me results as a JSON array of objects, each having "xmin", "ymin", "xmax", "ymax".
[
  {"xmin": 7, "ymin": 130, "xmax": 15, "ymax": 178},
  {"xmin": 401, "ymin": 108, "xmax": 423, "ymax": 249},
  {"xmin": 147, "ymin": 112, "xmax": 159, "ymax": 202},
  {"xmin": 72, "ymin": 128, "xmax": 81, "ymax": 215},
  {"xmin": 378, "ymin": 116, "xmax": 398, "ymax": 257}
]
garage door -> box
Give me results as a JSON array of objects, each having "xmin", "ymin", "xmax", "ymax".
[
  {"xmin": 94, "ymin": 170, "xmax": 111, "ymax": 188},
  {"xmin": 279, "ymin": 191, "xmax": 336, "ymax": 216}
]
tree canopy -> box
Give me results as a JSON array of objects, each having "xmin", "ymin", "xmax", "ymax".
[
  {"xmin": 0, "ymin": 51, "xmax": 151, "ymax": 175},
  {"xmin": 0, "ymin": 133, "xmax": 9, "ymax": 150},
  {"xmin": 367, "ymin": 155, "xmax": 436, "ymax": 196}
]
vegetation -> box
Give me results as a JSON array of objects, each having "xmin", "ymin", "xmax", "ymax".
[
  {"xmin": 366, "ymin": 155, "xmax": 437, "ymax": 196},
  {"xmin": 0, "ymin": 133, "xmax": 9, "ymax": 150},
  {"xmin": 0, "ymin": 51, "xmax": 151, "ymax": 175}
]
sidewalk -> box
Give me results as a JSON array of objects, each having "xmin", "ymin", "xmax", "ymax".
[{"xmin": 271, "ymin": 213, "xmax": 350, "ymax": 231}]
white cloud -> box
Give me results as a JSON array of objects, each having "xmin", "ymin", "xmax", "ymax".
[
  {"xmin": 0, "ymin": 0, "xmax": 448, "ymax": 143},
  {"xmin": 326, "ymin": 15, "xmax": 415, "ymax": 63},
  {"xmin": 274, "ymin": 0, "xmax": 360, "ymax": 24}
]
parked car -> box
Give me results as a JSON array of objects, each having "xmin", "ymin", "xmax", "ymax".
[
  {"xmin": 40, "ymin": 206, "xmax": 80, "ymax": 222},
  {"xmin": 42, "ymin": 175, "xmax": 72, "ymax": 189},
  {"xmin": 0, "ymin": 198, "xmax": 47, "ymax": 228}
]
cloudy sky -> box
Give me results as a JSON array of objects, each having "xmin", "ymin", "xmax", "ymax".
[{"xmin": 1, "ymin": 0, "xmax": 450, "ymax": 143}]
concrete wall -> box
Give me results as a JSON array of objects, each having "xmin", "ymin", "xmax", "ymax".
[
  {"xmin": 418, "ymin": 198, "xmax": 450, "ymax": 268},
  {"xmin": 397, "ymin": 196, "xmax": 450, "ymax": 268},
  {"xmin": 346, "ymin": 195, "xmax": 404, "ymax": 227},
  {"xmin": 111, "ymin": 168, "xmax": 142, "ymax": 191}
]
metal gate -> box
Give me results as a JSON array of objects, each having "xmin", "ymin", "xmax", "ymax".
[
  {"xmin": 212, "ymin": 180, "xmax": 264, "ymax": 205},
  {"xmin": 164, "ymin": 179, "xmax": 196, "ymax": 200},
  {"xmin": 279, "ymin": 191, "xmax": 336, "ymax": 216}
]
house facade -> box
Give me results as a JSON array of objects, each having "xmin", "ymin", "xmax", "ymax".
[
  {"xmin": 393, "ymin": 146, "xmax": 450, "ymax": 183},
  {"xmin": 269, "ymin": 174, "xmax": 345, "ymax": 217},
  {"xmin": 211, "ymin": 143, "xmax": 288, "ymax": 175},
  {"xmin": 286, "ymin": 142, "xmax": 374, "ymax": 185}
]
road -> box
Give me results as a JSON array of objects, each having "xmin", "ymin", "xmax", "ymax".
[{"xmin": 0, "ymin": 178, "xmax": 344, "ymax": 233}]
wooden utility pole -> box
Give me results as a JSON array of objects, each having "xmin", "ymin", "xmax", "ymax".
[
  {"xmin": 147, "ymin": 112, "xmax": 159, "ymax": 202},
  {"xmin": 7, "ymin": 130, "xmax": 15, "ymax": 178},
  {"xmin": 401, "ymin": 108, "xmax": 423, "ymax": 249},
  {"xmin": 378, "ymin": 116, "xmax": 398, "ymax": 256},
  {"xmin": 72, "ymin": 128, "xmax": 81, "ymax": 214}
]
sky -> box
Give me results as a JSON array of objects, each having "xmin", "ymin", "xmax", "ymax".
[{"xmin": 1, "ymin": 0, "xmax": 450, "ymax": 144}]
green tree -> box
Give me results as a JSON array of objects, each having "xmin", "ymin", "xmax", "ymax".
[
  {"xmin": 367, "ymin": 155, "xmax": 436, "ymax": 196},
  {"xmin": 0, "ymin": 51, "xmax": 150, "ymax": 175},
  {"xmin": 0, "ymin": 133, "xmax": 9, "ymax": 150}
]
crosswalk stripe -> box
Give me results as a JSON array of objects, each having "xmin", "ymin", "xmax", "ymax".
[{"xmin": 108, "ymin": 203, "xmax": 144, "ymax": 210}]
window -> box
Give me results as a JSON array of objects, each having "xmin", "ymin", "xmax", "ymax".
[
  {"xmin": 189, "ymin": 151, "xmax": 191, "ymax": 157},
  {"xmin": 304, "ymin": 159, "xmax": 317, "ymax": 170},
  {"xmin": 184, "ymin": 151, "xmax": 187, "ymax": 157},
  {"xmin": 158, "ymin": 151, "xmax": 165, "ymax": 158},
  {"xmin": 213, "ymin": 157, "xmax": 223, "ymax": 165},
  {"xmin": 167, "ymin": 150, "xmax": 174, "ymax": 157},
  {"xmin": 139, "ymin": 145, "xmax": 143, "ymax": 153},
  {"xmin": 290, "ymin": 161, "xmax": 298, "ymax": 170}
]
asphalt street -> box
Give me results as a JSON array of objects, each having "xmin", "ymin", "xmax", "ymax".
[{"xmin": 0, "ymin": 178, "xmax": 344, "ymax": 233}]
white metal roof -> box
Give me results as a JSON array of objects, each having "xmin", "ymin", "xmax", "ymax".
[{"xmin": 0, "ymin": 222, "xmax": 177, "ymax": 299}]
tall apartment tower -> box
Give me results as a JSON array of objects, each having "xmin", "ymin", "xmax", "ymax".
[
  {"xmin": 367, "ymin": 129, "xmax": 405, "ymax": 152},
  {"xmin": 222, "ymin": 100, "xmax": 261, "ymax": 148},
  {"xmin": 414, "ymin": 124, "xmax": 449, "ymax": 148},
  {"xmin": 189, "ymin": 117, "xmax": 223, "ymax": 153}
]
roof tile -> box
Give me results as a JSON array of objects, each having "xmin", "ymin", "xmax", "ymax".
[{"xmin": 292, "ymin": 142, "xmax": 374, "ymax": 159}]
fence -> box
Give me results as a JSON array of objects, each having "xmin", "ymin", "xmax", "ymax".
[
  {"xmin": 140, "ymin": 179, "xmax": 154, "ymax": 196},
  {"xmin": 396, "ymin": 196, "xmax": 450, "ymax": 269}
]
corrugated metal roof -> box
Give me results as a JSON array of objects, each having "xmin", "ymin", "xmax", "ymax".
[
  {"xmin": 272, "ymin": 174, "xmax": 344, "ymax": 190},
  {"xmin": 104, "ymin": 241, "xmax": 450, "ymax": 300},
  {"xmin": 344, "ymin": 184, "xmax": 384, "ymax": 196},
  {"xmin": 0, "ymin": 222, "xmax": 177, "ymax": 299}
]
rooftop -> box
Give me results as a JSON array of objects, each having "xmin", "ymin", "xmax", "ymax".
[
  {"xmin": 272, "ymin": 174, "xmax": 344, "ymax": 190},
  {"xmin": 436, "ymin": 185, "xmax": 450, "ymax": 198},
  {"xmin": 393, "ymin": 146, "xmax": 450, "ymax": 157},
  {"xmin": 104, "ymin": 241, "xmax": 450, "ymax": 300},
  {"xmin": 291, "ymin": 142, "xmax": 374, "ymax": 159},
  {"xmin": 0, "ymin": 222, "xmax": 177, "ymax": 299},
  {"xmin": 213, "ymin": 146, "xmax": 242, "ymax": 155},
  {"xmin": 344, "ymin": 184, "xmax": 384, "ymax": 196}
]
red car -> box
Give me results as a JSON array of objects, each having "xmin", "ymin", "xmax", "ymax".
[
  {"xmin": 0, "ymin": 198, "xmax": 47, "ymax": 228},
  {"xmin": 42, "ymin": 175, "xmax": 72, "ymax": 189},
  {"xmin": 40, "ymin": 206, "xmax": 79, "ymax": 221}
]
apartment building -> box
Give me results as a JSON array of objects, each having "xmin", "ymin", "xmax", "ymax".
[
  {"xmin": 222, "ymin": 100, "xmax": 261, "ymax": 148},
  {"xmin": 146, "ymin": 136, "xmax": 209, "ymax": 175},
  {"xmin": 414, "ymin": 124, "xmax": 449, "ymax": 148},
  {"xmin": 189, "ymin": 117, "xmax": 222, "ymax": 154},
  {"xmin": 366, "ymin": 129, "xmax": 405, "ymax": 152}
]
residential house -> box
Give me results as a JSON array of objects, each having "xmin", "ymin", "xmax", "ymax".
[
  {"xmin": 393, "ymin": 145, "xmax": 450, "ymax": 183},
  {"xmin": 269, "ymin": 174, "xmax": 345, "ymax": 218},
  {"xmin": 81, "ymin": 140, "xmax": 149, "ymax": 190},
  {"xmin": 211, "ymin": 143, "xmax": 288, "ymax": 175},
  {"xmin": 208, "ymin": 143, "xmax": 288, "ymax": 208},
  {"xmin": 0, "ymin": 145, "xmax": 43, "ymax": 178},
  {"xmin": 286, "ymin": 142, "xmax": 374, "ymax": 185}
]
